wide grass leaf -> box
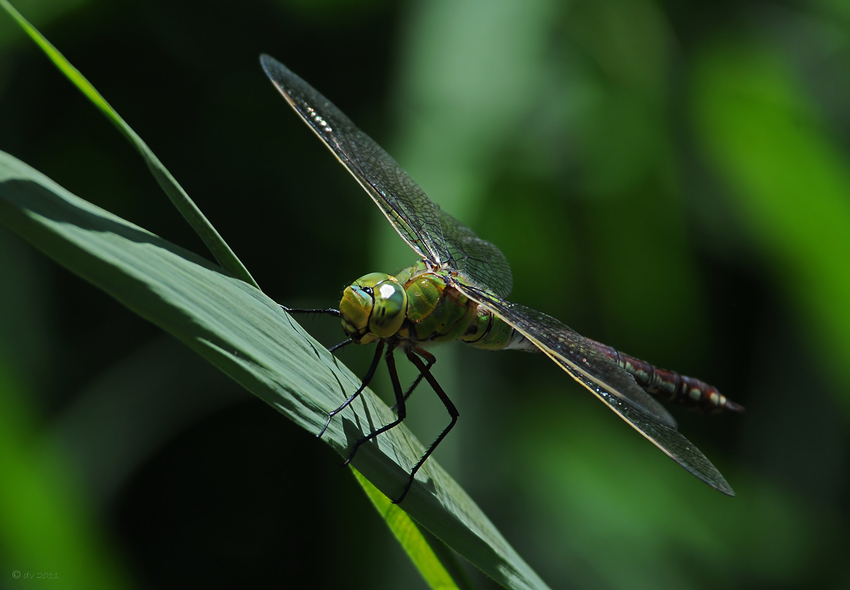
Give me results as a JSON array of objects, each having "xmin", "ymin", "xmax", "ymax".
[{"xmin": 0, "ymin": 150, "xmax": 549, "ymax": 590}]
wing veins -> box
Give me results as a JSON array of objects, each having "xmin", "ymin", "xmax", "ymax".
[
  {"xmin": 454, "ymin": 283, "xmax": 735, "ymax": 496},
  {"xmin": 260, "ymin": 55, "xmax": 512, "ymax": 297}
]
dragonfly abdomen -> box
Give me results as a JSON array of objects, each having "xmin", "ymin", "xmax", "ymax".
[{"xmin": 586, "ymin": 339, "xmax": 743, "ymax": 413}]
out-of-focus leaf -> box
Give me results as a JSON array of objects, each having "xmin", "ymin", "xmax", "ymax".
[
  {"xmin": 0, "ymin": 362, "xmax": 133, "ymax": 590},
  {"xmin": 692, "ymin": 41, "xmax": 850, "ymax": 413}
]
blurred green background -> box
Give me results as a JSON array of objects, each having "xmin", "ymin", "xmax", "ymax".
[{"xmin": 1, "ymin": 0, "xmax": 849, "ymax": 588}]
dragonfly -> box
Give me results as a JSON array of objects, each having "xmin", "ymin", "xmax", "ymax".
[{"xmin": 260, "ymin": 54, "xmax": 743, "ymax": 503}]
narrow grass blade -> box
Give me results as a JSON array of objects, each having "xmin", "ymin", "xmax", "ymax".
[{"xmin": 0, "ymin": 0, "xmax": 258, "ymax": 289}]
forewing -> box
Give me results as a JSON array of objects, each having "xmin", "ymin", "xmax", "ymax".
[
  {"xmin": 261, "ymin": 55, "xmax": 512, "ymax": 298},
  {"xmin": 261, "ymin": 55, "xmax": 440, "ymax": 262},
  {"xmin": 455, "ymin": 284, "xmax": 735, "ymax": 496}
]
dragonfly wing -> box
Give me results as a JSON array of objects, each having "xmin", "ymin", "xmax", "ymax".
[
  {"xmin": 261, "ymin": 55, "xmax": 513, "ymax": 298},
  {"xmin": 261, "ymin": 55, "xmax": 441, "ymax": 263},
  {"xmin": 438, "ymin": 209, "xmax": 513, "ymax": 297},
  {"xmin": 474, "ymin": 292, "xmax": 678, "ymax": 427},
  {"xmin": 592, "ymin": 393, "xmax": 735, "ymax": 495},
  {"xmin": 455, "ymin": 283, "xmax": 734, "ymax": 496}
]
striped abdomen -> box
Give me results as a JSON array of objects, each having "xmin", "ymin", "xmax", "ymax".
[{"xmin": 586, "ymin": 339, "xmax": 744, "ymax": 413}]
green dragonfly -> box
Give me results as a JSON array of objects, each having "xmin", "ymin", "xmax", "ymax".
[{"xmin": 260, "ymin": 54, "xmax": 742, "ymax": 503}]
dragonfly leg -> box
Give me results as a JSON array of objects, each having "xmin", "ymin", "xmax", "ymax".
[
  {"xmin": 282, "ymin": 305, "xmax": 341, "ymax": 318},
  {"xmin": 328, "ymin": 338, "xmax": 354, "ymax": 353},
  {"xmin": 283, "ymin": 306, "xmax": 352, "ymax": 354},
  {"xmin": 391, "ymin": 347, "xmax": 437, "ymax": 412},
  {"xmin": 393, "ymin": 349, "xmax": 458, "ymax": 504},
  {"xmin": 318, "ymin": 339, "xmax": 385, "ymax": 439},
  {"xmin": 343, "ymin": 343, "xmax": 408, "ymax": 468}
]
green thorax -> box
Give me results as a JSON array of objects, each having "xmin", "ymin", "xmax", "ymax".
[{"xmin": 339, "ymin": 260, "xmax": 516, "ymax": 350}]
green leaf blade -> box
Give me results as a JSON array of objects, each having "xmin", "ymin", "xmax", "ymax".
[{"xmin": 0, "ymin": 150, "xmax": 550, "ymax": 590}]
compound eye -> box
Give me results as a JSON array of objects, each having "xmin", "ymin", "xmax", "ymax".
[
  {"xmin": 339, "ymin": 273, "xmax": 406, "ymax": 341},
  {"xmin": 354, "ymin": 273, "xmax": 389, "ymax": 291},
  {"xmin": 369, "ymin": 278, "xmax": 407, "ymax": 338},
  {"xmin": 339, "ymin": 285, "xmax": 371, "ymax": 339}
]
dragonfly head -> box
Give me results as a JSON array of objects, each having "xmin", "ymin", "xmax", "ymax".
[{"xmin": 340, "ymin": 273, "xmax": 407, "ymax": 344}]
